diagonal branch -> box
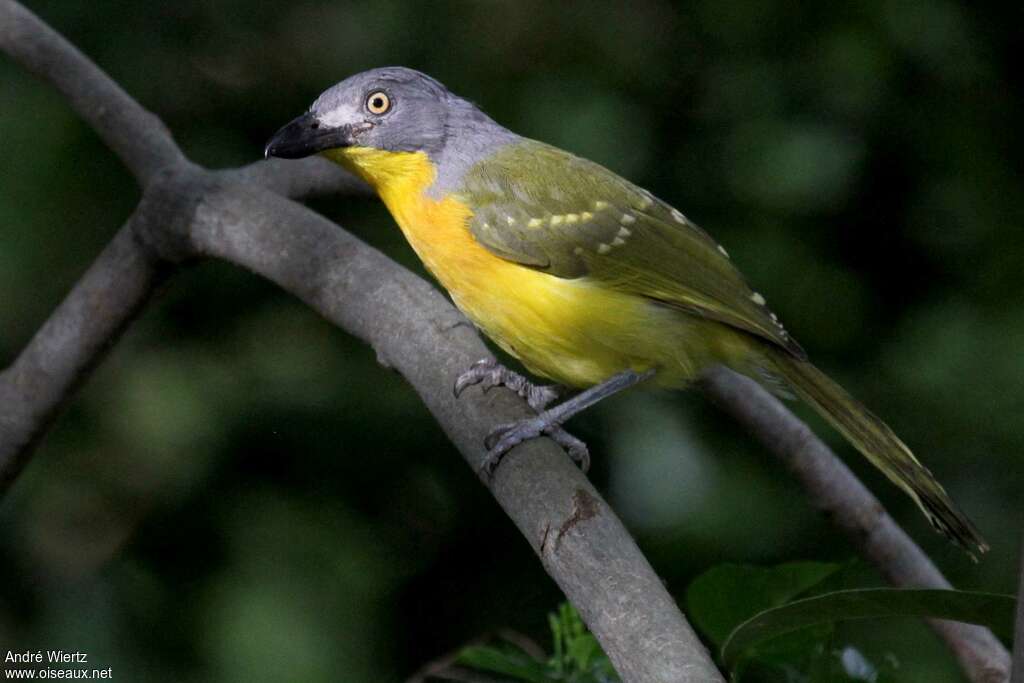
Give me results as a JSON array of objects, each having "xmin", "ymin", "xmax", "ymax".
[
  {"xmin": 218, "ymin": 156, "xmax": 371, "ymax": 200},
  {"xmin": 701, "ymin": 367, "xmax": 1011, "ymax": 683},
  {"xmin": 0, "ymin": 217, "xmax": 168, "ymax": 489}
]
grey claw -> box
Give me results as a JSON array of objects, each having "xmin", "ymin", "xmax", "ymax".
[
  {"xmin": 453, "ymin": 358, "xmax": 561, "ymax": 412},
  {"xmin": 473, "ymin": 368, "xmax": 651, "ymax": 477},
  {"xmin": 544, "ymin": 426, "xmax": 590, "ymax": 472},
  {"xmin": 457, "ymin": 359, "xmax": 588, "ymax": 475},
  {"xmin": 483, "ymin": 420, "xmax": 520, "ymax": 452},
  {"xmin": 480, "ymin": 418, "xmax": 542, "ymax": 475},
  {"xmin": 479, "ymin": 418, "xmax": 590, "ymax": 477},
  {"xmin": 453, "ymin": 358, "xmax": 497, "ymax": 398}
]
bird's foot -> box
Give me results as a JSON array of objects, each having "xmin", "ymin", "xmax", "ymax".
[
  {"xmin": 455, "ymin": 363, "xmax": 651, "ymax": 478},
  {"xmin": 453, "ymin": 358, "xmax": 561, "ymax": 411},
  {"xmin": 454, "ymin": 358, "xmax": 586, "ymax": 475},
  {"xmin": 481, "ymin": 417, "xmax": 590, "ymax": 477}
]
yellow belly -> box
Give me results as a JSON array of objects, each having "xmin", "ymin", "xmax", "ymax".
[{"xmin": 324, "ymin": 147, "xmax": 738, "ymax": 388}]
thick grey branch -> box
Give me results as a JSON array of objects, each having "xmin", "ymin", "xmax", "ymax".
[
  {"xmin": 0, "ymin": 0, "xmax": 184, "ymax": 184},
  {"xmin": 701, "ymin": 367, "xmax": 1011, "ymax": 683},
  {"xmin": 0, "ymin": 217, "xmax": 168, "ymax": 489}
]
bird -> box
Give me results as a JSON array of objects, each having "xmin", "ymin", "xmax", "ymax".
[{"xmin": 265, "ymin": 66, "xmax": 986, "ymax": 555}]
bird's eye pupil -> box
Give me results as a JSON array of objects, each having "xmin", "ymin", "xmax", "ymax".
[
  {"xmin": 310, "ymin": 122, "xmax": 319, "ymax": 129},
  {"xmin": 367, "ymin": 91, "xmax": 391, "ymax": 114}
]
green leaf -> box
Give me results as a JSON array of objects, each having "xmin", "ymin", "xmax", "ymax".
[
  {"xmin": 453, "ymin": 603, "xmax": 618, "ymax": 683},
  {"xmin": 722, "ymin": 588, "xmax": 1017, "ymax": 670},
  {"xmin": 686, "ymin": 562, "xmax": 841, "ymax": 646},
  {"xmin": 457, "ymin": 645, "xmax": 553, "ymax": 683},
  {"xmin": 547, "ymin": 602, "xmax": 619, "ymax": 681}
]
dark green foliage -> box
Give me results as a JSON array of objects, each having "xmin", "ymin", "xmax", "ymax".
[
  {"xmin": 719, "ymin": 587, "xmax": 1016, "ymax": 669},
  {"xmin": 453, "ymin": 603, "xmax": 618, "ymax": 683},
  {"xmin": 686, "ymin": 562, "xmax": 843, "ymax": 645},
  {"xmin": 451, "ymin": 571, "xmax": 1016, "ymax": 683},
  {"xmin": 686, "ymin": 562, "xmax": 1016, "ymax": 681},
  {"xmin": 457, "ymin": 647, "xmax": 554, "ymax": 683}
]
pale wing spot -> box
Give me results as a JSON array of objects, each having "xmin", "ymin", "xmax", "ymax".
[
  {"xmin": 620, "ymin": 213, "xmax": 636, "ymax": 225},
  {"xmin": 670, "ymin": 209, "xmax": 687, "ymax": 224},
  {"xmin": 580, "ymin": 211, "xmax": 594, "ymax": 222},
  {"xmin": 565, "ymin": 213, "xmax": 579, "ymax": 224},
  {"xmin": 611, "ymin": 237, "xmax": 626, "ymax": 247},
  {"xmin": 527, "ymin": 218, "xmax": 543, "ymax": 228},
  {"xmin": 717, "ymin": 245, "xmax": 729, "ymax": 258},
  {"xmin": 594, "ymin": 200, "xmax": 610, "ymax": 211},
  {"xmin": 551, "ymin": 215, "xmax": 564, "ymax": 226},
  {"xmin": 617, "ymin": 226, "xmax": 631, "ymax": 238},
  {"xmin": 638, "ymin": 194, "xmax": 654, "ymax": 210},
  {"xmin": 597, "ymin": 243, "xmax": 612, "ymax": 254},
  {"xmin": 573, "ymin": 246, "xmax": 585, "ymax": 256},
  {"xmin": 750, "ymin": 292, "xmax": 766, "ymax": 306},
  {"xmin": 506, "ymin": 215, "xmax": 516, "ymax": 225}
]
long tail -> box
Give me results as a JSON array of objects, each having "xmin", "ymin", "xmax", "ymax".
[{"xmin": 766, "ymin": 348, "xmax": 987, "ymax": 556}]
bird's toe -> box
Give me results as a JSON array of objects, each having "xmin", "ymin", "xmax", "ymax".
[{"xmin": 479, "ymin": 417, "xmax": 590, "ymax": 476}]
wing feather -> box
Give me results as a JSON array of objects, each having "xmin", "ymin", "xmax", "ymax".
[{"xmin": 461, "ymin": 140, "xmax": 805, "ymax": 358}]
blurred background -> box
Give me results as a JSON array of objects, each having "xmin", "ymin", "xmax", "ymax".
[{"xmin": 1, "ymin": 0, "xmax": 1021, "ymax": 680}]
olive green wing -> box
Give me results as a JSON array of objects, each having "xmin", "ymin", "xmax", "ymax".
[{"xmin": 460, "ymin": 140, "xmax": 804, "ymax": 358}]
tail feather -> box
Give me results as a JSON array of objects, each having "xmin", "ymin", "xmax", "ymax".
[{"xmin": 767, "ymin": 349, "xmax": 987, "ymax": 557}]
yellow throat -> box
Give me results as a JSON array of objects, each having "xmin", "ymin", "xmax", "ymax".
[{"xmin": 320, "ymin": 146, "xmax": 486, "ymax": 290}]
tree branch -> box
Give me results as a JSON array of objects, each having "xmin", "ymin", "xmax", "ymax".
[
  {"xmin": 218, "ymin": 157, "xmax": 372, "ymax": 200},
  {"xmin": 0, "ymin": 218, "xmax": 168, "ymax": 489},
  {"xmin": 701, "ymin": 367, "xmax": 1011, "ymax": 683}
]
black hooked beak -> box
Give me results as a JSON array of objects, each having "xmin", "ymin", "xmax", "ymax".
[{"xmin": 264, "ymin": 111, "xmax": 355, "ymax": 159}]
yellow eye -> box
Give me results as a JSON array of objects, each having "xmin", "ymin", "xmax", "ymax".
[{"xmin": 366, "ymin": 91, "xmax": 391, "ymax": 115}]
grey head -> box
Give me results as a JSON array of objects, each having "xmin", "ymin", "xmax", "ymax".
[{"xmin": 265, "ymin": 67, "xmax": 518, "ymax": 181}]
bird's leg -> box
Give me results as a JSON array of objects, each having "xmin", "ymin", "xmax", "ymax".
[
  {"xmin": 454, "ymin": 358, "xmax": 563, "ymax": 411},
  {"xmin": 455, "ymin": 359, "xmax": 585, "ymax": 472},
  {"xmin": 480, "ymin": 368, "xmax": 656, "ymax": 476}
]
